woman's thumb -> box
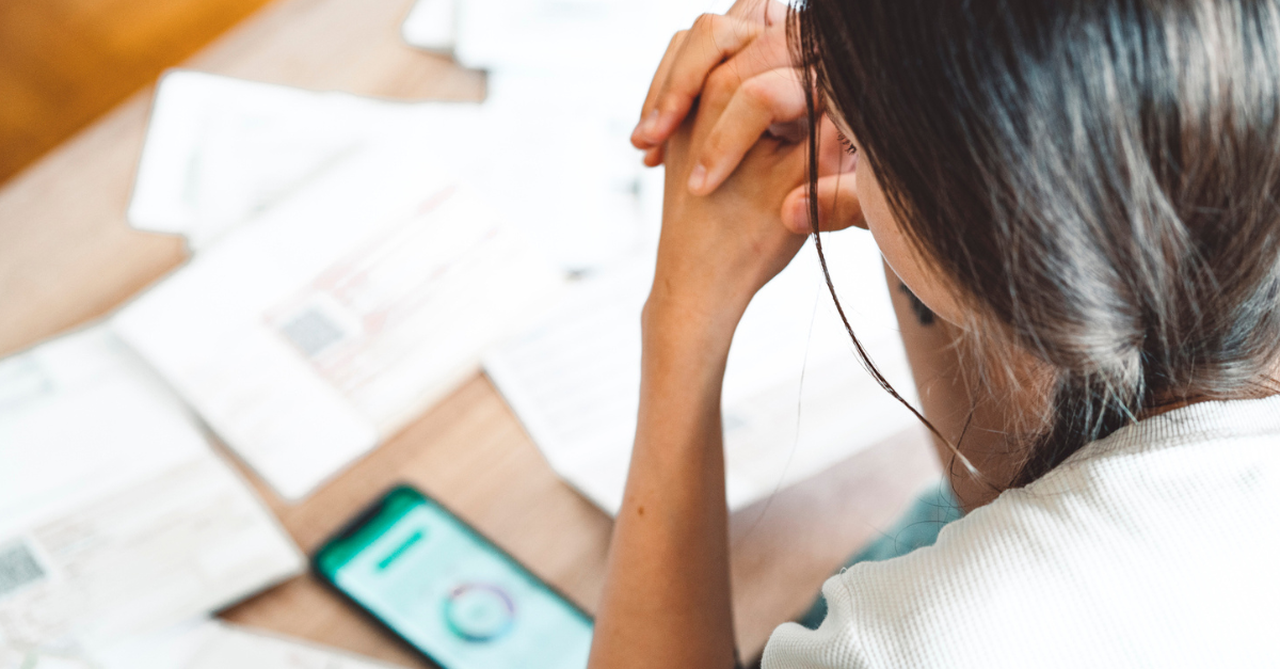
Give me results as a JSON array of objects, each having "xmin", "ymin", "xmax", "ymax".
[{"xmin": 782, "ymin": 173, "xmax": 865, "ymax": 234}]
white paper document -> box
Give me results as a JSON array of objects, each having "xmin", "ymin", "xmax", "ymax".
[
  {"xmin": 115, "ymin": 155, "xmax": 564, "ymax": 501},
  {"xmin": 402, "ymin": 0, "xmax": 456, "ymax": 52},
  {"xmin": 453, "ymin": 0, "xmax": 723, "ymax": 75},
  {"xmin": 485, "ymin": 233, "xmax": 923, "ymax": 515},
  {"xmin": 0, "ymin": 327, "xmax": 304, "ymax": 667},
  {"xmin": 129, "ymin": 70, "xmax": 481, "ymax": 250},
  {"xmin": 130, "ymin": 70, "xmax": 657, "ymax": 275},
  {"xmin": 98, "ymin": 619, "xmax": 407, "ymax": 669},
  {"xmin": 480, "ymin": 72, "xmax": 664, "ymax": 274}
]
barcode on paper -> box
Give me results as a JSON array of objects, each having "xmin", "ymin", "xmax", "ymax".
[
  {"xmin": 279, "ymin": 307, "xmax": 348, "ymax": 358},
  {"xmin": 0, "ymin": 539, "xmax": 47, "ymax": 599}
]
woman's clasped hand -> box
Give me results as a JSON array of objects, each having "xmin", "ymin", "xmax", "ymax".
[{"xmin": 632, "ymin": 0, "xmax": 864, "ymax": 344}]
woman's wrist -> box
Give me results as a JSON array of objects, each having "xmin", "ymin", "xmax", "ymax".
[{"xmin": 642, "ymin": 289, "xmax": 745, "ymax": 362}]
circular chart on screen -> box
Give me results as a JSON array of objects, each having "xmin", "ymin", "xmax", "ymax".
[{"xmin": 443, "ymin": 582, "xmax": 516, "ymax": 642}]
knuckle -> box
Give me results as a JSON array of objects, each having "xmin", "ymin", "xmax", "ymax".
[
  {"xmin": 692, "ymin": 12, "xmax": 719, "ymax": 34},
  {"xmin": 741, "ymin": 76, "xmax": 779, "ymax": 109},
  {"xmin": 663, "ymin": 77, "xmax": 697, "ymax": 110},
  {"xmin": 702, "ymin": 84, "xmax": 735, "ymax": 113},
  {"xmin": 705, "ymin": 67, "xmax": 740, "ymax": 101},
  {"xmin": 763, "ymin": 23, "xmax": 787, "ymax": 45}
]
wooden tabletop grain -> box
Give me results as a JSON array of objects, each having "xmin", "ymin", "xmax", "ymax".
[{"xmin": 0, "ymin": 0, "xmax": 940, "ymax": 662}]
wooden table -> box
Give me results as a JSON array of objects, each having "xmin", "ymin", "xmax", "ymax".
[{"xmin": 0, "ymin": 0, "xmax": 940, "ymax": 663}]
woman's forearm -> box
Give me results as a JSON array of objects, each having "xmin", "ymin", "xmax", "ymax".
[
  {"xmin": 588, "ymin": 8, "xmax": 809, "ymax": 658},
  {"xmin": 587, "ymin": 300, "xmax": 740, "ymax": 669}
]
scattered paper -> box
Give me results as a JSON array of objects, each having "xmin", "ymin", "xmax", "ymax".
[
  {"xmin": 479, "ymin": 72, "xmax": 664, "ymax": 274},
  {"xmin": 453, "ymin": 0, "xmax": 715, "ymax": 75},
  {"xmin": 129, "ymin": 70, "xmax": 481, "ymax": 250},
  {"xmin": 98, "ymin": 619, "xmax": 408, "ymax": 669},
  {"xmin": 455, "ymin": 0, "xmax": 920, "ymax": 514},
  {"xmin": 0, "ymin": 327, "xmax": 304, "ymax": 665},
  {"xmin": 485, "ymin": 233, "xmax": 923, "ymax": 514},
  {"xmin": 114, "ymin": 152, "xmax": 564, "ymax": 501},
  {"xmin": 130, "ymin": 70, "xmax": 658, "ymax": 275}
]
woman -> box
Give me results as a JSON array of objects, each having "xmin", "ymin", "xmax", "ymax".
[{"xmin": 589, "ymin": 0, "xmax": 1280, "ymax": 667}]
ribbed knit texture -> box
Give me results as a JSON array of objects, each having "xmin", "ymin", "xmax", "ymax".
[{"xmin": 763, "ymin": 395, "xmax": 1280, "ymax": 668}]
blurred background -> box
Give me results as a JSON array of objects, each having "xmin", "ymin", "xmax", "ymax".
[
  {"xmin": 0, "ymin": 0, "xmax": 272, "ymax": 185},
  {"xmin": 0, "ymin": 0, "xmax": 939, "ymax": 666}
]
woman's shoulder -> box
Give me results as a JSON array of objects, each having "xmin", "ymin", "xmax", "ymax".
[
  {"xmin": 763, "ymin": 395, "xmax": 1280, "ymax": 669},
  {"xmin": 1048, "ymin": 391, "xmax": 1280, "ymax": 474}
]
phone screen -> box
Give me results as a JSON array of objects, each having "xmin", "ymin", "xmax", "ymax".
[{"xmin": 314, "ymin": 487, "xmax": 593, "ymax": 669}]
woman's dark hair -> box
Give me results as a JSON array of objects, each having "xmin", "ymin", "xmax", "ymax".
[{"xmin": 790, "ymin": 0, "xmax": 1280, "ymax": 487}]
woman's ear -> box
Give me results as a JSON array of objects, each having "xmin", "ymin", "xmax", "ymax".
[{"xmin": 780, "ymin": 114, "xmax": 865, "ymax": 233}]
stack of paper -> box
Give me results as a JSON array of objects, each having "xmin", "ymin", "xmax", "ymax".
[
  {"xmin": 123, "ymin": 62, "xmax": 695, "ymax": 504},
  {"xmin": 0, "ymin": 326, "xmax": 304, "ymax": 666},
  {"xmin": 485, "ymin": 235, "xmax": 922, "ymax": 514},
  {"xmin": 116, "ymin": 152, "xmax": 564, "ymax": 501}
]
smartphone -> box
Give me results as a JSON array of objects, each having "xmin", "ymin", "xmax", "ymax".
[{"xmin": 313, "ymin": 485, "xmax": 593, "ymax": 669}]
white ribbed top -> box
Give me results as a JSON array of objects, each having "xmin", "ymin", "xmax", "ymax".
[{"xmin": 763, "ymin": 395, "xmax": 1280, "ymax": 668}]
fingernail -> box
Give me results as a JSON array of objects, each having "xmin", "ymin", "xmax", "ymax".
[
  {"xmin": 687, "ymin": 164, "xmax": 707, "ymax": 192},
  {"xmin": 638, "ymin": 109, "xmax": 661, "ymax": 141}
]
